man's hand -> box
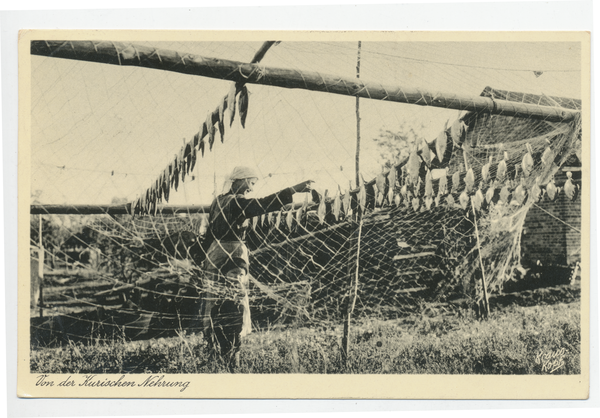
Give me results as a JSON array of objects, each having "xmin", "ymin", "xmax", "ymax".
[{"xmin": 290, "ymin": 180, "xmax": 314, "ymax": 193}]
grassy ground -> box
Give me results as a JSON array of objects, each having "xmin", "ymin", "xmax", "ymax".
[{"xmin": 31, "ymin": 301, "xmax": 581, "ymax": 374}]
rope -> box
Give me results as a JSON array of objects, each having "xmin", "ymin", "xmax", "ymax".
[{"xmin": 533, "ymin": 203, "xmax": 581, "ymax": 233}]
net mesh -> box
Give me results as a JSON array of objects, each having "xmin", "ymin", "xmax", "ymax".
[{"xmin": 29, "ymin": 40, "xmax": 582, "ymax": 347}]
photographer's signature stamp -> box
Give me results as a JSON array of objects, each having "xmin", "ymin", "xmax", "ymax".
[{"xmin": 534, "ymin": 348, "xmax": 567, "ymax": 373}]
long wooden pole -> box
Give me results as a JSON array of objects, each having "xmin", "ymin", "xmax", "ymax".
[
  {"xmin": 342, "ymin": 41, "xmax": 363, "ymax": 369},
  {"xmin": 31, "ymin": 41, "xmax": 577, "ymax": 123},
  {"xmin": 354, "ymin": 41, "xmax": 362, "ymax": 189},
  {"xmin": 30, "ymin": 204, "xmax": 211, "ymax": 215}
]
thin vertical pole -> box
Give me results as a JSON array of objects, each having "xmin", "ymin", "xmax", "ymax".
[
  {"xmin": 343, "ymin": 40, "xmax": 363, "ymax": 369},
  {"xmin": 470, "ymin": 200, "xmax": 490, "ymax": 317},
  {"xmin": 354, "ymin": 41, "xmax": 362, "ymax": 189},
  {"xmin": 462, "ymin": 148, "xmax": 490, "ymax": 317},
  {"xmin": 342, "ymin": 219, "xmax": 363, "ymax": 368},
  {"xmin": 38, "ymin": 215, "xmax": 44, "ymax": 318}
]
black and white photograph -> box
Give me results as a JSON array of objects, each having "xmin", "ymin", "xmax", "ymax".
[{"xmin": 18, "ymin": 30, "xmax": 590, "ymax": 399}]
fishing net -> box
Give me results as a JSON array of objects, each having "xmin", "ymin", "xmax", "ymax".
[{"xmin": 28, "ymin": 40, "xmax": 582, "ymax": 347}]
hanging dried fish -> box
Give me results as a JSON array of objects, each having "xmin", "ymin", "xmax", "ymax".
[
  {"xmin": 184, "ymin": 143, "xmax": 192, "ymax": 175},
  {"xmin": 474, "ymin": 188, "xmax": 484, "ymax": 212},
  {"xmin": 376, "ymin": 191, "xmax": 384, "ymax": 207},
  {"xmin": 485, "ymin": 186, "xmax": 495, "ymax": 204},
  {"xmin": 143, "ymin": 192, "xmax": 149, "ymax": 215},
  {"xmin": 434, "ymin": 195, "xmax": 440, "ymax": 207},
  {"xmin": 152, "ymin": 189, "xmax": 158, "ymax": 216},
  {"xmin": 318, "ymin": 190, "xmax": 327, "ymax": 225},
  {"xmin": 424, "ymin": 170, "xmax": 433, "ymax": 198},
  {"xmin": 513, "ymin": 164, "xmax": 521, "ymax": 186},
  {"xmin": 239, "ymin": 85, "xmax": 249, "ymax": 129},
  {"xmin": 482, "ymin": 155, "xmax": 492, "ymax": 184},
  {"xmin": 296, "ymin": 205, "xmax": 303, "ymax": 227},
  {"xmin": 190, "ymin": 146, "xmax": 197, "ymax": 173},
  {"xmin": 496, "ymin": 151, "xmax": 508, "ymax": 183},
  {"xmin": 436, "ymin": 130, "xmax": 447, "ymax": 164},
  {"xmin": 358, "ymin": 178, "xmax": 367, "ymax": 214},
  {"xmin": 407, "ymin": 150, "xmax": 421, "ymax": 185},
  {"xmin": 155, "ymin": 178, "xmax": 162, "ymax": 203},
  {"xmin": 414, "ymin": 176, "xmax": 423, "ymax": 198},
  {"xmin": 173, "ymin": 167, "xmax": 180, "ymax": 191},
  {"xmin": 499, "ymin": 185, "xmax": 510, "ymax": 204},
  {"xmin": 522, "ymin": 143, "xmax": 534, "ymax": 177},
  {"xmin": 343, "ymin": 185, "xmax": 351, "ymax": 216},
  {"xmin": 451, "ymin": 119, "xmax": 467, "ymax": 145},
  {"xmin": 387, "ymin": 164, "xmax": 396, "ymax": 203},
  {"xmin": 400, "ymin": 182, "xmax": 408, "ymax": 199},
  {"xmin": 420, "ymin": 139, "xmax": 431, "ymax": 167},
  {"xmin": 139, "ymin": 193, "xmax": 146, "ymax": 215},
  {"xmin": 275, "ymin": 210, "xmax": 282, "ymax": 230},
  {"xmin": 459, "ymin": 190, "xmax": 469, "ymax": 210},
  {"xmin": 425, "ymin": 196, "xmax": 433, "ymax": 210},
  {"xmin": 412, "ymin": 197, "xmax": 420, "ymax": 212},
  {"xmin": 333, "ymin": 191, "xmax": 341, "ymax": 220},
  {"xmin": 180, "ymin": 147, "xmax": 187, "ymax": 182},
  {"xmin": 218, "ymin": 99, "xmax": 226, "ymax": 143},
  {"xmin": 171, "ymin": 155, "xmax": 180, "ymax": 191},
  {"xmin": 465, "ymin": 168, "xmax": 475, "ymax": 193},
  {"xmin": 446, "ymin": 194, "xmax": 455, "ymax": 207},
  {"xmin": 148, "ymin": 186, "xmax": 154, "ymax": 211},
  {"xmin": 514, "ymin": 179, "xmax": 526, "ymax": 205},
  {"xmin": 286, "ymin": 209, "xmax": 293, "ymax": 231},
  {"xmin": 162, "ymin": 169, "xmax": 170, "ymax": 203},
  {"xmin": 394, "ymin": 194, "xmax": 401, "ymax": 206},
  {"xmin": 438, "ymin": 172, "xmax": 448, "ymax": 196},
  {"xmin": 546, "ymin": 178, "xmax": 557, "ymax": 201},
  {"xmin": 375, "ymin": 173, "xmax": 385, "ymax": 200},
  {"xmin": 206, "ymin": 111, "xmax": 215, "ymax": 150},
  {"xmin": 261, "ymin": 213, "xmax": 266, "ymax": 227},
  {"xmin": 199, "ymin": 136, "xmax": 205, "ymax": 157},
  {"xmin": 227, "ymin": 83, "xmax": 237, "ymax": 126},
  {"xmin": 451, "ymin": 171, "xmax": 461, "ymax": 194},
  {"xmin": 564, "ymin": 172, "xmax": 576, "ymax": 200},
  {"xmin": 132, "ymin": 198, "xmax": 139, "ymax": 216},
  {"xmin": 376, "ymin": 172, "xmax": 386, "ymax": 198},
  {"xmin": 168, "ymin": 162, "xmax": 174, "ymax": 187},
  {"xmin": 529, "ymin": 177, "xmax": 542, "ymax": 203},
  {"xmin": 541, "ymin": 146, "xmax": 554, "ymax": 167}
]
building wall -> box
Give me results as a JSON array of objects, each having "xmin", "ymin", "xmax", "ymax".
[{"xmin": 521, "ymin": 170, "xmax": 581, "ymax": 267}]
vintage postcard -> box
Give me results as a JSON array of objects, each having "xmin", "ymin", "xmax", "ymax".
[{"xmin": 17, "ymin": 30, "xmax": 590, "ymax": 399}]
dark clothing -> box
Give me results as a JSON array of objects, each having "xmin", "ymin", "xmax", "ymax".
[
  {"xmin": 210, "ymin": 300, "xmax": 244, "ymax": 357},
  {"xmin": 208, "ymin": 188, "xmax": 294, "ymax": 243}
]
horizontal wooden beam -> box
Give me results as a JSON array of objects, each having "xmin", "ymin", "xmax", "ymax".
[
  {"xmin": 30, "ymin": 204, "xmax": 210, "ymax": 215},
  {"xmin": 31, "ymin": 41, "xmax": 578, "ymax": 123}
]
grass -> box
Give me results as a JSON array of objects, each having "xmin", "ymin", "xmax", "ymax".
[{"xmin": 31, "ymin": 301, "xmax": 581, "ymax": 375}]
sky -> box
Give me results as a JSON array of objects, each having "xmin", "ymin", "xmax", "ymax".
[{"xmin": 30, "ymin": 39, "xmax": 582, "ymax": 206}]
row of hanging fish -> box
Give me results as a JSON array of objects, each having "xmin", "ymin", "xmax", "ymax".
[
  {"xmin": 240, "ymin": 165, "xmax": 579, "ymax": 236},
  {"xmin": 363, "ymin": 137, "xmax": 577, "ymax": 215},
  {"xmin": 389, "ymin": 170, "xmax": 579, "ymax": 214},
  {"xmin": 246, "ymin": 189, "xmax": 354, "ymax": 234},
  {"xmin": 132, "ymin": 83, "xmax": 250, "ymax": 215}
]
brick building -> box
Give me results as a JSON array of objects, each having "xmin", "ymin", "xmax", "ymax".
[{"xmin": 521, "ymin": 162, "xmax": 582, "ymax": 268}]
